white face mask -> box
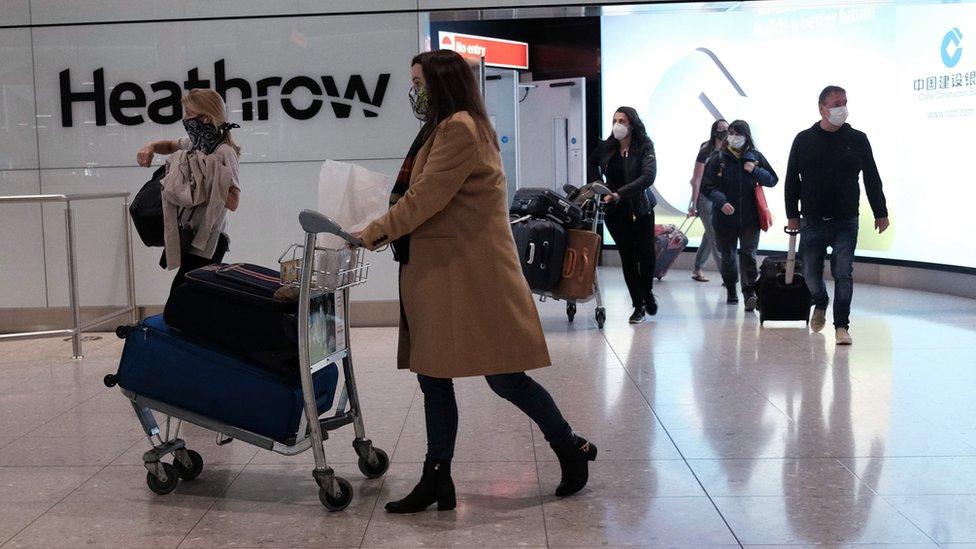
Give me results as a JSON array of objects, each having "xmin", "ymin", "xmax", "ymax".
[
  {"xmin": 612, "ymin": 123, "xmax": 629, "ymax": 140},
  {"xmin": 827, "ymin": 106, "xmax": 848, "ymax": 126},
  {"xmin": 727, "ymin": 135, "xmax": 746, "ymax": 150}
]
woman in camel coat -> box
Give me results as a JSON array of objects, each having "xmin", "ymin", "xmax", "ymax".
[{"xmin": 358, "ymin": 50, "xmax": 596, "ymax": 514}]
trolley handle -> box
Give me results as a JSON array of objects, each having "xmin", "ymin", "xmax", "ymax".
[{"xmin": 298, "ymin": 209, "xmax": 363, "ymax": 247}]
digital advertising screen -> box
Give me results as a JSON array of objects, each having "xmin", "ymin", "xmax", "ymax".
[{"xmin": 601, "ymin": 0, "xmax": 976, "ymax": 269}]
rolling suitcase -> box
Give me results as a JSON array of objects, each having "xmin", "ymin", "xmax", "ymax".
[
  {"xmin": 653, "ymin": 220, "xmax": 691, "ymax": 280},
  {"xmin": 115, "ymin": 314, "xmax": 339, "ymax": 445},
  {"xmin": 757, "ymin": 229, "xmax": 811, "ymax": 325},
  {"xmin": 510, "ymin": 187, "xmax": 584, "ymax": 226},
  {"xmin": 510, "ymin": 216, "xmax": 567, "ymax": 292},
  {"xmin": 555, "ymin": 229, "xmax": 601, "ymax": 300},
  {"xmin": 164, "ymin": 263, "xmax": 343, "ymax": 379}
]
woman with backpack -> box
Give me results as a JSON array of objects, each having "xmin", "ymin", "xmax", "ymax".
[{"xmin": 135, "ymin": 89, "xmax": 241, "ymax": 294}]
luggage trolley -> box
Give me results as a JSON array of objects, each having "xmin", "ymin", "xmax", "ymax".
[
  {"xmin": 104, "ymin": 209, "xmax": 389, "ymax": 511},
  {"xmin": 535, "ymin": 182, "xmax": 611, "ymax": 329}
]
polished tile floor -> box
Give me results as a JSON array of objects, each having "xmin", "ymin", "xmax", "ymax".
[{"xmin": 2, "ymin": 268, "xmax": 976, "ymax": 548}]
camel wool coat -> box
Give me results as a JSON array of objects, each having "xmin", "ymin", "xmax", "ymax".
[{"xmin": 360, "ymin": 112, "xmax": 551, "ymax": 378}]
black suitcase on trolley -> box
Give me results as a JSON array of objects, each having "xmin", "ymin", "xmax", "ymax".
[
  {"xmin": 757, "ymin": 230, "xmax": 811, "ymax": 325},
  {"xmin": 510, "ymin": 217, "xmax": 567, "ymax": 292},
  {"xmin": 164, "ymin": 263, "xmax": 338, "ymax": 378},
  {"xmin": 510, "ymin": 188, "xmax": 584, "ymax": 226}
]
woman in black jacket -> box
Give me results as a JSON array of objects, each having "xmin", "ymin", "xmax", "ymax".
[
  {"xmin": 587, "ymin": 107, "xmax": 658, "ymax": 323},
  {"xmin": 700, "ymin": 120, "xmax": 778, "ymax": 310}
]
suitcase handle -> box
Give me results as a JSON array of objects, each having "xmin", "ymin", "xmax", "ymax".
[
  {"xmin": 563, "ymin": 249, "xmax": 578, "ymax": 277},
  {"xmin": 579, "ymin": 248, "xmax": 590, "ymax": 282}
]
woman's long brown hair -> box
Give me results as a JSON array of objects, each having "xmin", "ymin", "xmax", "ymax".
[{"xmin": 412, "ymin": 50, "xmax": 499, "ymax": 150}]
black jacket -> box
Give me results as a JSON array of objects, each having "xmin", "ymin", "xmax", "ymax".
[
  {"xmin": 587, "ymin": 139, "xmax": 657, "ymax": 217},
  {"xmin": 784, "ymin": 122, "xmax": 888, "ymax": 221},
  {"xmin": 701, "ymin": 148, "xmax": 778, "ymax": 232}
]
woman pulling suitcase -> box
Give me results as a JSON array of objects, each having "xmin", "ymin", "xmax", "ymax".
[
  {"xmin": 355, "ymin": 50, "xmax": 597, "ymax": 513},
  {"xmin": 136, "ymin": 89, "xmax": 242, "ymax": 294},
  {"xmin": 700, "ymin": 120, "xmax": 779, "ymax": 310}
]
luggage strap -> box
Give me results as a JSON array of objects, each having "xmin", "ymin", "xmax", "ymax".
[{"xmin": 215, "ymin": 264, "xmax": 283, "ymax": 289}]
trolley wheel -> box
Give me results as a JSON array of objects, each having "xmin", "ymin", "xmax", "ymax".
[
  {"xmin": 657, "ymin": 276, "xmax": 663, "ymax": 281},
  {"xmin": 103, "ymin": 374, "xmax": 118, "ymax": 388},
  {"xmin": 174, "ymin": 450, "xmax": 204, "ymax": 481},
  {"xmin": 595, "ymin": 308, "xmax": 606, "ymax": 330},
  {"xmin": 115, "ymin": 325, "xmax": 130, "ymax": 339},
  {"xmin": 566, "ymin": 303, "xmax": 577, "ymax": 323},
  {"xmin": 358, "ymin": 447, "xmax": 390, "ymax": 479},
  {"xmin": 319, "ymin": 477, "xmax": 353, "ymax": 512},
  {"xmin": 146, "ymin": 462, "xmax": 179, "ymax": 495}
]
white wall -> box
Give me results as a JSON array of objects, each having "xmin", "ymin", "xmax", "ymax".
[{"xmin": 1, "ymin": 7, "xmax": 423, "ymax": 310}]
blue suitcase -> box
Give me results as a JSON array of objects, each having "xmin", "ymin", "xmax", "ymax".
[{"xmin": 116, "ymin": 314, "xmax": 339, "ymax": 445}]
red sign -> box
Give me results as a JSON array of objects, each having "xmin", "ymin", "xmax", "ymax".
[{"xmin": 437, "ymin": 31, "xmax": 529, "ymax": 70}]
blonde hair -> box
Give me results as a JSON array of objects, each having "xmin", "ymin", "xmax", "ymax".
[{"xmin": 182, "ymin": 89, "xmax": 241, "ymax": 157}]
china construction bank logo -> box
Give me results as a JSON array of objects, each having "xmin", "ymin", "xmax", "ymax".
[
  {"xmin": 942, "ymin": 28, "xmax": 963, "ymax": 68},
  {"xmin": 58, "ymin": 59, "xmax": 390, "ymax": 127},
  {"xmin": 911, "ymin": 27, "xmax": 976, "ymax": 96}
]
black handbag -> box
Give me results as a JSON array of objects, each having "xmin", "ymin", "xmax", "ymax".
[{"xmin": 129, "ymin": 166, "xmax": 166, "ymax": 247}]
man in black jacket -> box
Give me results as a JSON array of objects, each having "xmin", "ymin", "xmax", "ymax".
[{"xmin": 785, "ymin": 85, "xmax": 890, "ymax": 345}]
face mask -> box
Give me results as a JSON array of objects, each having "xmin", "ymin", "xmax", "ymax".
[
  {"xmin": 408, "ymin": 85, "xmax": 429, "ymax": 121},
  {"xmin": 827, "ymin": 106, "xmax": 848, "ymax": 126},
  {"xmin": 612, "ymin": 123, "xmax": 629, "ymax": 140},
  {"xmin": 714, "ymin": 130, "xmax": 728, "ymax": 141},
  {"xmin": 183, "ymin": 117, "xmax": 238, "ymax": 154},
  {"xmin": 727, "ymin": 135, "xmax": 746, "ymax": 150}
]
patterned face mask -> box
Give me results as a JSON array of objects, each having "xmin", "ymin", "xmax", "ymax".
[
  {"xmin": 183, "ymin": 116, "xmax": 240, "ymax": 154},
  {"xmin": 408, "ymin": 85, "xmax": 429, "ymax": 122}
]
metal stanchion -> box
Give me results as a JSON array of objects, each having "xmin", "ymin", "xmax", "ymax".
[
  {"xmin": 123, "ymin": 198, "xmax": 138, "ymax": 324},
  {"xmin": 64, "ymin": 203, "xmax": 83, "ymax": 359},
  {"xmin": 1, "ymin": 192, "xmax": 136, "ymax": 359}
]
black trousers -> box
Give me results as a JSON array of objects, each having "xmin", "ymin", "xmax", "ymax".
[
  {"xmin": 605, "ymin": 206, "xmax": 656, "ymax": 309},
  {"xmin": 167, "ymin": 234, "xmax": 229, "ymax": 295},
  {"xmin": 417, "ymin": 373, "xmax": 574, "ymax": 462}
]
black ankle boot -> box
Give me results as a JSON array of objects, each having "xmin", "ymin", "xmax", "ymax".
[
  {"xmin": 646, "ymin": 294, "xmax": 658, "ymax": 316},
  {"xmin": 384, "ymin": 459, "xmax": 456, "ymax": 513},
  {"xmin": 554, "ymin": 436, "xmax": 598, "ymax": 497},
  {"xmin": 726, "ymin": 284, "xmax": 739, "ymax": 304}
]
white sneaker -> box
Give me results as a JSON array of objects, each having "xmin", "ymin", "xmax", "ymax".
[
  {"xmin": 810, "ymin": 309, "xmax": 827, "ymax": 333},
  {"xmin": 835, "ymin": 327, "xmax": 853, "ymax": 346}
]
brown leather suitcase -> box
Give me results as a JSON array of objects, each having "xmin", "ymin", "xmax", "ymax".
[{"xmin": 556, "ymin": 229, "xmax": 601, "ymax": 300}]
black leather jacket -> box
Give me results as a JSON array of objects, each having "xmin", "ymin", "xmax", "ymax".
[{"xmin": 587, "ymin": 139, "xmax": 657, "ymax": 217}]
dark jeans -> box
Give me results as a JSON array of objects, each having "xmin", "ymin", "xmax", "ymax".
[
  {"xmin": 168, "ymin": 234, "xmax": 229, "ymax": 295},
  {"xmin": 417, "ymin": 372, "xmax": 574, "ymax": 462},
  {"xmin": 605, "ymin": 206, "xmax": 655, "ymax": 309},
  {"xmin": 800, "ymin": 217, "xmax": 859, "ymax": 329},
  {"xmin": 713, "ymin": 223, "xmax": 761, "ymax": 293}
]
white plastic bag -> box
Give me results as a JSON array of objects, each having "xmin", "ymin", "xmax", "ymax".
[{"xmin": 317, "ymin": 160, "xmax": 392, "ymax": 249}]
